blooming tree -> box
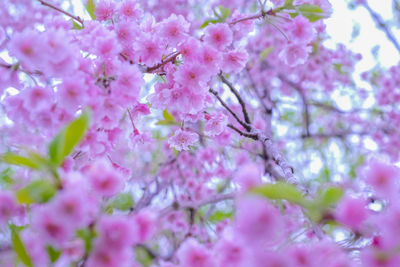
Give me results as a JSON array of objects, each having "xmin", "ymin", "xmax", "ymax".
[{"xmin": 0, "ymin": 0, "xmax": 400, "ymax": 266}]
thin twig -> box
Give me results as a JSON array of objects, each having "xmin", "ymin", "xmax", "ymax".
[
  {"xmin": 38, "ymin": 0, "xmax": 84, "ymax": 26},
  {"xmin": 209, "ymin": 88, "xmax": 251, "ymax": 131},
  {"xmin": 219, "ymin": 73, "xmax": 252, "ymax": 125}
]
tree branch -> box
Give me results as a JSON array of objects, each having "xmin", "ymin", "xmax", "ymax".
[{"xmin": 38, "ymin": 0, "xmax": 84, "ymax": 26}]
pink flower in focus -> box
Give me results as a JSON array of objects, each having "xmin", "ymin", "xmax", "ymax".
[
  {"xmin": 200, "ymin": 44, "xmax": 222, "ymax": 74},
  {"xmin": 179, "ymin": 38, "xmax": 202, "ymax": 61},
  {"xmin": 364, "ymin": 159, "xmax": 400, "ymax": 199},
  {"xmin": 134, "ymin": 35, "xmax": 163, "ymax": 66},
  {"xmin": 335, "ymin": 196, "xmax": 368, "ymax": 230},
  {"xmin": 221, "ymin": 49, "xmax": 248, "ymax": 74},
  {"xmin": 159, "ymin": 14, "xmax": 190, "ymax": 46},
  {"xmin": 118, "ymin": 0, "xmax": 143, "ymax": 20},
  {"xmin": 204, "ymin": 23, "xmax": 233, "ymax": 50},
  {"xmin": 174, "ymin": 64, "xmax": 209, "ymax": 89},
  {"xmin": 204, "ymin": 112, "xmax": 228, "ymax": 136},
  {"xmin": 87, "ymin": 159, "xmax": 124, "ymax": 197},
  {"xmin": 177, "ymin": 238, "xmax": 216, "ymax": 267},
  {"xmin": 279, "ymin": 43, "xmax": 312, "ymax": 67},
  {"xmin": 168, "ymin": 129, "xmax": 198, "ymax": 151},
  {"xmin": 95, "ymin": 0, "xmax": 116, "ymax": 21}
]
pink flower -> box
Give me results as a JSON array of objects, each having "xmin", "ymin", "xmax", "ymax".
[
  {"xmin": 95, "ymin": 0, "xmax": 116, "ymax": 21},
  {"xmin": 215, "ymin": 238, "xmax": 248, "ymax": 267},
  {"xmin": 134, "ymin": 34, "xmax": 164, "ymax": 66},
  {"xmin": 168, "ymin": 129, "xmax": 199, "ymax": 151},
  {"xmin": 87, "ymin": 243, "xmax": 134, "ymax": 267},
  {"xmin": 0, "ymin": 26, "xmax": 5, "ymax": 46},
  {"xmin": 174, "ymin": 64, "xmax": 209, "ymax": 89},
  {"xmin": 234, "ymin": 162, "xmax": 262, "ymax": 191},
  {"xmin": 288, "ymin": 16, "xmax": 315, "ymax": 44},
  {"xmin": 95, "ymin": 35, "xmax": 121, "ymax": 59},
  {"xmin": 204, "ymin": 23, "xmax": 233, "ymax": 50},
  {"xmin": 204, "ymin": 112, "xmax": 228, "ymax": 136},
  {"xmin": 279, "ymin": 43, "xmax": 312, "ymax": 67},
  {"xmin": 364, "ymin": 159, "xmax": 400, "ymax": 199},
  {"xmin": 0, "ymin": 191, "xmax": 18, "ymax": 227},
  {"xmin": 221, "ymin": 49, "xmax": 248, "ymax": 74},
  {"xmin": 133, "ymin": 210, "xmax": 157, "ymax": 243},
  {"xmin": 200, "ymin": 44, "xmax": 222, "ymax": 74},
  {"xmin": 57, "ymin": 76, "xmax": 87, "ymax": 110},
  {"xmin": 50, "ymin": 188, "xmax": 90, "ymax": 228},
  {"xmin": 335, "ymin": 196, "xmax": 368, "ymax": 230},
  {"xmin": 235, "ymin": 196, "xmax": 282, "ymax": 245},
  {"xmin": 9, "ymin": 29, "xmax": 42, "ymax": 69},
  {"xmin": 33, "ymin": 207, "xmax": 74, "ymax": 245},
  {"xmin": 98, "ymin": 215, "xmax": 136, "ymax": 249},
  {"xmin": 179, "ymin": 38, "xmax": 202, "ymax": 61},
  {"xmin": 22, "ymin": 86, "xmax": 54, "ymax": 111},
  {"xmin": 87, "ymin": 159, "xmax": 124, "ymax": 197},
  {"xmin": 177, "ymin": 238, "xmax": 216, "ymax": 267},
  {"xmin": 117, "ymin": 0, "xmax": 143, "ymax": 21},
  {"xmin": 159, "ymin": 14, "xmax": 190, "ymax": 46}
]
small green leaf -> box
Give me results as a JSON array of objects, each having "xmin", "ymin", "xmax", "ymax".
[
  {"xmin": 107, "ymin": 193, "xmax": 134, "ymax": 211},
  {"xmin": 86, "ymin": 0, "xmax": 96, "ymax": 20},
  {"xmin": 72, "ymin": 20, "xmax": 83, "ymax": 30},
  {"xmin": 16, "ymin": 180, "xmax": 57, "ymax": 204},
  {"xmin": 76, "ymin": 228, "xmax": 96, "ymax": 254},
  {"xmin": 135, "ymin": 246, "xmax": 154, "ymax": 267},
  {"xmin": 218, "ymin": 5, "xmax": 231, "ymax": 20},
  {"xmin": 0, "ymin": 168, "xmax": 13, "ymax": 186},
  {"xmin": 1, "ymin": 153, "xmax": 42, "ymax": 170},
  {"xmin": 297, "ymin": 4, "xmax": 328, "ymax": 22},
  {"xmin": 46, "ymin": 246, "xmax": 61, "ymax": 263},
  {"xmin": 250, "ymin": 182, "xmax": 307, "ymax": 206},
  {"xmin": 259, "ymin": 47, "xmax": 274, "ymax": 61},
  {"xmin": 200, "ymin": 19, "xmax": 220, "ymax": 28},
  {"xmin": 318, "ymin": 187, "xmax": 344, "ymax": 207},
  {"xmin": 209, "ymin": 210, "xmax": 233, "ymax": 223},
  {"xmin": 10, "ymin": 225, "xmax": 33, "ymax": 267},
  {"xmin": 49, "ymin": 110, "xmax": 90, "ymax": 166},
  {"xmin": 163, "ymin": 109, "xmax": 175, "ymax": 122}
]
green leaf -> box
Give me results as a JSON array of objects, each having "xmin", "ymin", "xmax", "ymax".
[
  {"xmin": 218, "ymin": 5, "xmax": 231, "ymax": 20},
  {"xmin": 76, "ymin": 228, "xmax": 96, "ymax": 254},
  {"xmin": 297, "ymin": 4, "xmax": 328, "ymax": 22},
  {"xmin": 72, "ymin": 20, "xmax": 83, "ymax": 30},
  {"xmin": 86, "ymin": 0, "xmax": 96, "ymax": 20},
  {"xmin": 46, "ymin": 246, "xmax": 61, "ymax": 263},
  {"xmin": 200, "ymin": 19, "xmax": 220, "ymax": 28},
  {"xmin": 250, "ymin": 182, "xmax": 307, "ymax": 206},
  {"xmin": 16, "ymin": 180, "xmax": 57, "ymax": 204},
  {"xmin": 0, "ymin": 168, "xmax": 13, "ymax": 186},
  {"xmin": 209, "ymin": 210, "xmax": 233, "ymax": 223},
  {"xmin": 49, "ymin": 110, "xmax": 90, "ymax": 166},
  {"xmin": 163, "ymin": 109, "xmax": 175, "ymax": 121},
  {"xmin": 318, "ymin": 187, "xmax": 344, "ymax": 207},
  {"xmin": 156, "ymin": 109, "xmax": 178, "ymax": 126},
  {"xmin": 259, "ymin": 47, "xmax": 274, "ymax": 61},
  {"xmin": 135, "ymin": 246, "xmax": 154, "ymax": 267},
  {"xmin": 10, "ymin": 225, "xmax": 33, "ymax": 267},
  {"xmin": 1, "ymin": 153, "xmax": 42, "ymax": 170},
  {"xmin": 107, "ymin": 193, "xmax": 134, "ymax": 211}
]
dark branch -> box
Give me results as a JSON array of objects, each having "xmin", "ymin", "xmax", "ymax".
[
  {"xmin": 219, "ymin": 73, "xmax": 252, "ymax": 125},
  {"xmin": 38, "ymin": 0, "xmax": 84, "ymax": 26}
]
